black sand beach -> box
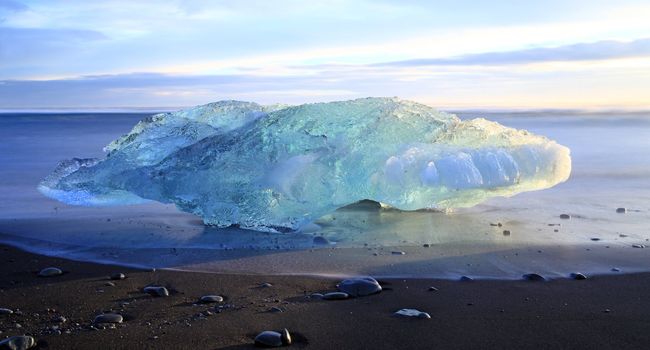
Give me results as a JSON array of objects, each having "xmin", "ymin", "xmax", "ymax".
[{"xmin": 2, "ymin": 243, "xmax": 650, "ymax": 349}]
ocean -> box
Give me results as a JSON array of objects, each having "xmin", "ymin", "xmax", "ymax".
[{"xmin": 1, "ymin": 110, "xmax": 649, "ymax": 279}]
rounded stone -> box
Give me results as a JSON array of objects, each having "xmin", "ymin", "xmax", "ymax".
[
  {"xmin": 559, "ymin": 214, "xmax": 571, "ymax": 219},
  {"xmin": 110, "ymin": 273, "xmax": 126, "ymax": 280},
  {"xmin": 199, "ymin": 295, "xmax": 223, "ymax": 303},
  {"xmin": 254, "ymin": 331, "xmax": 283, "ymax": 347},
  {"xmin": 616, "ymin": 207, "xmax": 627, "ymax": 213},
  {"xmin": 570, "ymin": 272, "xmax": 587, "ymax": 280},
  {"xmin": 0, "ymin": 308, "xmax": 13, "ymax": 315},
  {"xmin": 460, "ymin": 276, "xmax": 473, "ymax": 281},
  {"xmin": 269, "ymin": 306, "xmax": 283, "ymax": 313},
  {"xmin": 52, "ymin": 315, "xmax": 67, "ymax": 323},
  {"xmin": 143, "ymin": 286, "xmax": 169, "ymax": 297},
  {"xmin": 336, "ymin": 277, "xmax": 382, "ymax": 297},
  {"xmin": 93, "ymin": 313, "xmax": 123, "ymax": 324},
  {"xmin": 523, "ymin": 273, "xmax": 547, "ymax": 281},
  {"xmin": 280, "ymin": 328, "xmax": 292, "ymax": 345},
  {"xmin": 394, "ymin": 308, "xmax": 431, "ymax": 319},
  {"xmin": 144, "ymin": 286, "xmax": 169, "ymax": 297},
  {"xmin": 38, "ymin": 267, "xmax": 63, "ymax": 277},
  {"xmin": 502, "ymin": 230, "xmax": 511, "ymax": 236},
  {"xmin": 0, "ymin": 335, "xmax": 36, "ymax": 350},
  {"xmin": 322, "ymin": 292, "xmax": 349, "ymax": 300}
]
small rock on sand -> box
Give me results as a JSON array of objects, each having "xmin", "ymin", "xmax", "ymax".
[
  {"xmin": 259, "ymin": 283, "xmax": 273, "ymax": 288},
  {"xmin": 502, "ymin": 230, "xmax": 511, "ymax": 236},
  {"xmin": 52, "ymin": 315, "xmax": 67, "ymax": 323},
  {"xmin": 428, "ymin": 286, "xmax": 438, "ymax": 291},
  {"xmin": 143, "ymin": 286, "xmax": 169, "ymax": 297},
  {"xmin": 391, "ymin": 251, "xmax": 406, "ymax": 255},
  {"xmin": 611, "ymin": 267, "xmax": 621, "ymax": 272},
  {"xmin": 423, "ymin": 243, "xmax": 431, "ymax": 248},
  {"xmin": 460, "ymin": 276, "xmax": 473, "ymax": 282},
  {"xmin": 570, "ymin": 272, "xmax": 587, "ymax": 280},
  {"xmin": 337, "ymin": 277, "xmax": 382, "ymax": 297},
  {"xmin": 523, "ymin": 273, "xmax": 547, "ymax": 282},
  {"xmin": 632, "ymin": 244, "xmax": 645, "ymax": 248},
  {"xmin": 38, "ymin": 267, "xmax": 63, "ymax": 277},
  {"xmin": 281, "ymin": 328, "xmax": 292, "ymax": 345},
  {"xmin": 254, "ymin": 329, "xmax": 292, "ymax": 347},
  {"xmin": 0, "ymin": 308, "xmax": 13, "ymax": 315},
  {"xmin": 93, "ymin": 313, "xmax": 123, "ymax": 324},
  {"xmin": 199, "ymin": 295, "xmax": 223, "ymax": 303},
  {"xmin": 394, "ymin": 309, "xmax": 431, "ymax": 319},
  {"xmin": 559, "ymin": 214, "xmax": 571, "ymax": 219},
  {"xmin": 616, "ymin": 208, "xmax": 627, "ymax": 213},
  {"xmin": 0, "ymin": 335, "xmax": 36, "ymax": 350},
  {"xmin": 110, "ymin": 273, "xmax": 126, "ymax": 280},
  {"xmin": 322, "ymin": 292, "xmax": 349, "ymax": 300}
]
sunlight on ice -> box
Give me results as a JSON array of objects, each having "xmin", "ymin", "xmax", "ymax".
[{"xmin": 39, "ymin": 97, "xmax": 571, "ymax": 231}]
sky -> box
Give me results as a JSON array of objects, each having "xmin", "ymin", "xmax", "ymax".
[{"xmin": 1, "ymin": 0, "xmax": 649, "ymax": 110}]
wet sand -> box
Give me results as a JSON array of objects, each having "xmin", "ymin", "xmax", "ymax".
[{"xmin": 1, "ymin": 244, "xmax": 650, "ymax": 349}]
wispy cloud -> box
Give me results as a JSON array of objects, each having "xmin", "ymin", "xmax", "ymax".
[
  {"xmin": 374, "ymin": 38, "xmax": 650, "ymax": 67},
  {"xmin": 1, "ymin": 1, "xmax": 650, "ymax": 108}
]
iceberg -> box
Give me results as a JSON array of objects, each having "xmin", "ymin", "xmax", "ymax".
[{"xmin": 39, "ymin": 98, "xmax": 571, "ymax": 231}]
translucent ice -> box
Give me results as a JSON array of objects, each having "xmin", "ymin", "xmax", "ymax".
[{"xmin": 39, "ymin": 98, "xmax": 571, "ymax": 231}]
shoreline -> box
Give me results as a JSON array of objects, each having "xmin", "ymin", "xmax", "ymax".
[{"xmin": 2, "ymin": 243, "xmax": 650, "ymax": 349}]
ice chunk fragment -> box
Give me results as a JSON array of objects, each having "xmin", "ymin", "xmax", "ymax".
[{"xmin": 39, "ymin": 97, "xmax": 571, "ymax": 231}]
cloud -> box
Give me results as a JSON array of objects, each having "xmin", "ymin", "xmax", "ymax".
[
  {"xmin": 0, "ymin": 0, "xmax": 27, "ymax": 11},
  {"xmin": 0, "ymin": 27, "xmax": 107, "ymax": 67},
  {"xmin": 374, "ymin": 38, "xmax": 650, "ymax": 67}
]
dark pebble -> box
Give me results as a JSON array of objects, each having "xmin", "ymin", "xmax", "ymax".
[
  {"xmin": 199, "ymin": 295, "xmax": 223, "ymax": 303},
  {"xmin": 110, "ymin": 273, "xmax": 126, "ymax": 280},
  {"xmin": 570, "ymin": 272, "xmax": 587, "ymax": 280},
  {"xmin": 93, "ymin": 313, "xmax": 123, "ymax": 324},
  {"xmin": 38, "ymin": 267, "xmax": 63, "ymax": 277},
  {"xmin": 523, "ymin": 273, "xmax": 547, "ymax": 281},
  {"xmin": 143, "ymin": 286, "xmax": 169, "ymax": 297},
  {"xmin": 337, "ymin": 277, "xmax": 382, "ymax": 297},
  {"xmin": 0, "ymin": 335, "xmax": 35, "ymax": 350},
  {"xmin": 559, "ymin": 214, "xmax": 571, "ymax": 219}
]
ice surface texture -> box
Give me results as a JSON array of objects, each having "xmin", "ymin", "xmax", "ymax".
[{"xmin": 39, "ymin": 98, "xmax": 571, "ymax": 231}]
